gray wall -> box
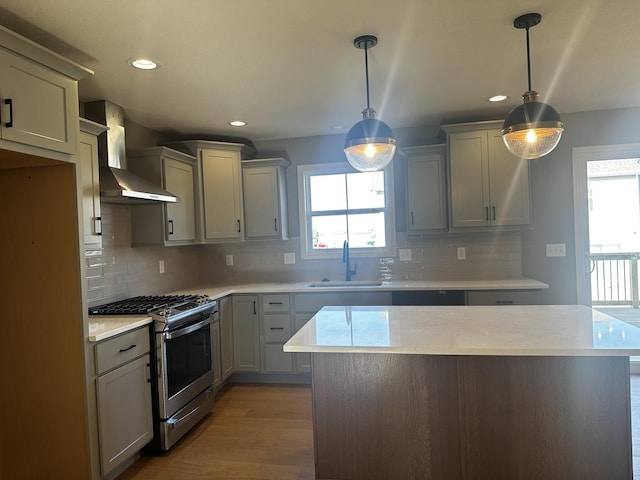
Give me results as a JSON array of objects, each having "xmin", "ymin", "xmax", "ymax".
[{"xmin": 523, "ymin": 107, "xmax": 640, "ymax": 304}]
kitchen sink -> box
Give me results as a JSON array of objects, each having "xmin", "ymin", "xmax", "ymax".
[{"xmin": 307, "ymin": 280, "xmax": 383, "ymax": 287}]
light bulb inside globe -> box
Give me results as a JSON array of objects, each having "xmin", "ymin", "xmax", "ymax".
[{"xmin": 526, "ymin": 129, "xmax": 537, "ymax": 144}]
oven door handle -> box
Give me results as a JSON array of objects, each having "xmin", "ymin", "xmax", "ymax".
[{"xmin": 163, "ymin": 317, "xmax": 212, "ymax": 340}]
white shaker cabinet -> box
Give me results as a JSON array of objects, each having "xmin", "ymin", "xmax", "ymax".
[
  {"xmin": 128, "ymin": 147, "xmax": 197, "ymax": 246},
  {"xmin": 443, "ymin": 121, "xmax": 530, "ymax": 229},
  {"xmin": 79, "ymin": 118, "xmax": 106, "ymax": 248},
  {"xmin": 94, "ymin": 326, "xmax": 153, "ymax": 476},
  {"xmin": 0, "ymin": 44, "xmax": 83, "ymax": 155},
  {"xmin": 404, "ymin": 144, "xmax": 447, "ymax": 232},
  {"xmin": 232, "ymin": 295, "xmax": 261, "ymax": 372},
  {"xmin": 166, "ymin": 140, "xmax": 256, "ymax": 243},
  {"xmin": 242, "ymin": 158, "xmax": 290, "ymax": 240}
]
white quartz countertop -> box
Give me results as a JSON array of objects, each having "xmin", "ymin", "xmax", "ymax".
[
  {"xmin": 87, "ymin": 315, "xmax": 152, "ymax": 342},
  {"xmin": 172, "ymin": 278, "xmax": 548, "ymax": 301},
  {"xmin": 283, "ymin": 305, "xmax": 640, "ymax": 356},
  {"xmin": 86, "ymin": 278, "xmax": 547, "ymax": 342}
]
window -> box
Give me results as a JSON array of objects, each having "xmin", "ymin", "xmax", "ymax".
[{"xmin": 298, "ymin": 162, "xmax": 395, "ymax": 259}]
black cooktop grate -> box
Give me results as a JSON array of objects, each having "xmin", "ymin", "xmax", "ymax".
[{"xmin": 88, "ymin": 295, "xmax": 198, "ymax": 316}]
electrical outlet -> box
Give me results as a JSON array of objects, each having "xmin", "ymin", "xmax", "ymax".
[
  {"xmin": 398, "ymin": 249, "xmax": 412, "ymax": 261},
  {"xmin": 457, "ymin": 247, "xmax": 466, "ymax": 260},
  {"xmin": 159, "ymin": 260, "xmax": 165, "ymax": 274},
  {"xmin": 284, "ymin": 252, "xmax": 296, "ymax": 264},
  {"xmin": 546, "ymin": 243, "xmax": 566, "ymax": 257},
  {"xmin": 225, "ymin": 254, "xmax": 234, "ymax": 266}
]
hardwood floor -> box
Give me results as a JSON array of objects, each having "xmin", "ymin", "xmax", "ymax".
[
  {"xmin": 118, "ymin": 384, "xmax": 315, "ymax": 480},
  {"xmin": 121, "ymin": 378, "xmax": 640, "ymax": 480}
]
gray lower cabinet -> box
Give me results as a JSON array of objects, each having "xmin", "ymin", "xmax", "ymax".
[
  {"xmin": 219, "ymin": 295, "xmax": 234, "ymax": 380},
  {"xmin": 232, "ymin": 295, "xmax": 261, "ymax": 372},
  {"xmin": 94, "ymin": 326, "xmax": 153, "ymax": 476},
  {"xmin": 262, "ymin": 294, "xmax": 294, "ymax": 373},
  {"xmin": 466, "ymin": 289, "xmax": 542, "ymax": 305}
]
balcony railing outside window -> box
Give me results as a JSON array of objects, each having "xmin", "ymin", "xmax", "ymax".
[{"xmin": 590, "ymin": 253, "xmax": 640, "ymax": 308}]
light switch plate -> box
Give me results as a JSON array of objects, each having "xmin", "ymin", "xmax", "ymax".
[
  {"xmin": 159, "ymin": 259, "xmax": 165, "ymax": 273},
  {"xmin": 225, "ymin": 254, "xmax": 234, "ymax": 266},
  {"xmin": 546, "ymin": 243, "xmax": 566, "ymax": 257},
  {"xmin": 457, "ymin": 247, "xmax": 466, "ymax": 260},
  {"xmin": 284, "ymin": 252, "xmax": 296, "ymax": 264},
  {"xmin": 398, "ymin": 249, "xmax": 412, "ymax": 261}
]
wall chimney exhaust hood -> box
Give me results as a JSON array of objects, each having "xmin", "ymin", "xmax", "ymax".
[{"xmin": 84, "ymin": 100, "xmax": 178, "ymax": 204}]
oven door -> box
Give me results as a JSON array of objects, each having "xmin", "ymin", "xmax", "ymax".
[{"xmin": 156, "ymin": 315, "xmax": 215, "ymax": 419}]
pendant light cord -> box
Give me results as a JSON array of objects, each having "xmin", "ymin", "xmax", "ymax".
[
  {"xmin": 364, "ymin": 41, "xmax": 371, "ymax": 110},
  {"xmin": 525, "ymin": 25, "xmax": 532, "ymax": 92}
]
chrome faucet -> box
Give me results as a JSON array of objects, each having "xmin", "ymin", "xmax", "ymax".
[{"xmin": 343, "ymin": 240, "xmax": 357, "ymax": 281}]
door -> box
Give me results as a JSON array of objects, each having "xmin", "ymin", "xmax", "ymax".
[{"xmin": 573, "ymin": 144, "xmax": 640, "ymax": 371}]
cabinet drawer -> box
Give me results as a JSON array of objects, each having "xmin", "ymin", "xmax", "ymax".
[
  {"xmin": 264, "ymin": 314, "xmax": 292, "ymax": 342},
  {"xmin": 466, "ymin": 289, "xmax": 542, "ymax": 306},
  {"xmin": 95, "ymin": 327, "xmax": 150, "ymax": 375},
  {"xmin": 263, "ymin": 294, "xmax": 290, "ymax": 312}
]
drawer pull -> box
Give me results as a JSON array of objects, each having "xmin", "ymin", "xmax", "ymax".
[
  {"xmin": 268, "ymin": 302, "xmax": 283, "ymax": 305},
  {"xmin": 3, "ymin": 99, "xmax": 13, "ymax": 127},
  {"xmin": 495, "ymin": 300, "xmax": 514, "ymax": 305},
  {"xmin": 269, "ymin": 327, "xmax": 285, "ymax": 330},
  {"xmin": 119, "ymin": 344, "xmax": 137, "ymax": 353}
]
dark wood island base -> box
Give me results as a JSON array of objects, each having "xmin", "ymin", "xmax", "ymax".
[{"xmin": 311, "ymin": 353, "xmax": 632, "ymax": 480}]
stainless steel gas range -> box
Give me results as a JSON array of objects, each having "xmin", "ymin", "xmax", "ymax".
[{"xmin": 90, "ymin": 294, "xmax": 218, "ymax": 450}]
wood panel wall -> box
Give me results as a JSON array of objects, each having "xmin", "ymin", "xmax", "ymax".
[
  {"xmin": 0, "ymin": 158, "xmax": 90, "ymax": 479},
  {"xmin": 311, "ymin": 353, "xmax": 632, "ymax": 480}
]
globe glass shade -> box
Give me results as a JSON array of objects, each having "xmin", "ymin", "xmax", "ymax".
[
  {"xmin": 501, "ymin": 100, "xmax": 564, "ymax": 159},
  {"xmin": 344, "ymin": 118, "xmax": 396, "ymax": 172}
]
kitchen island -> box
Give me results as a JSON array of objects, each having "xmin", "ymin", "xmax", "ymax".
[{"xmin": 284, "ymin": 305, "xmax": 640, "ymax": 480}]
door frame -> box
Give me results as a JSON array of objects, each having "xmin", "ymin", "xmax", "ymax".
[{"xmin": 573, "ymin": 143, "xmax": 640, "ymax": 306}]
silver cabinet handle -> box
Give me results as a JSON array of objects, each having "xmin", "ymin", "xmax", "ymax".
[
  {"xmin": 168, "ymin": 219, "xmax": 174, "ymax": 235},
  {"xmin": 492, "ymin": 206, "xmax": 496, "ymax": 221},
  {"xmin": 237, "ymin": 219, "xmax": 241, "ymax": 233},
  {"xmin": 485, "ymin": 206, "xmax": 489, "ymax": 221},
  {"xmin": 95, "ymin": 216, "xmax": 102, "ymax": 236}
]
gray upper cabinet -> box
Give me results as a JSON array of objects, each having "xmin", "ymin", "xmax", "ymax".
[
  {"xmin": 79, "ymin": 118, "xmax": 107, "ymax": 248},
  {"xmin": 443, "ymin": 121, "xmax": 531, "ymax": 229},
  {"xmin": 0, "ymin": 26, "xmax": 90, "ymax": 159},
  {"xmin": 242, "ymin": 158, "xmax": 290, "ymax": 240},
  {"xmin": 128, "ymin": 146, "xmax": 197, "ymax": 246},
  {"xmin": 166, "ymin": 140, "xmax": 256, "ymax": 243},
  {"xmin": 404, "ymin": 144, "xmax": 447, "ymax": 232}
]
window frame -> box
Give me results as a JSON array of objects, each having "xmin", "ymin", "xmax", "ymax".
[{"xmin": 297, "ymin": 162, "xmax": 396, "ymax": 260}]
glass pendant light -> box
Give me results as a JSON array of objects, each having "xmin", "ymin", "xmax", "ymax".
[
  {"xmin": 502, "ymin": 13, "xmax": 564, "ymax": 159},
  {"xmin": 344, "ymin": 35, "xmax": 396, "ymax": 172}
]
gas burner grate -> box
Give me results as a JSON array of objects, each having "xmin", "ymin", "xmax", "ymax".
[{"xmin": 89, "ymin": 295, "xmax": 198, "ymax": 316}]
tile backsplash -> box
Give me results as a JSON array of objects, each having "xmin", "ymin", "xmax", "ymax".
[{"xmin": 85, "ymin": 204, "xmax": 524, "ymax": 304}]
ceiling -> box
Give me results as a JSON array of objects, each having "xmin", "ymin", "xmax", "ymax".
[{"xmin": 1, "ymin": 0, "xmax": 639, "ymax": 143}]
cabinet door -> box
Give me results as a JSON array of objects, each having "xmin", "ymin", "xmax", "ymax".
[
  {"xmin": 79, "ymin": 130, "xmax": 102, "ymax": 247},
  {"xmin": 232, "ymin": 295, "xmax": 260, "ymax": 372},
  {"xmin": 294, "ymin": 313, "xmax": 312, "ymax": 373},
  {"xmin": 487, "ymin": 130, "xmax": 531, "ymax": 226},
  {"xmin": 164, "ymin": 158, "xmax": 196, "ymax": 242},
  {"xmin": 201, "ymin": 149, "xmax": 244, "ymax": 241},
  {"xmin": 0, "ymin": 48, "xmax": 78, "ymax": 154},
  {"xmin": 96, "ymin": 355, "xmax": 153, "ymax": 476},
  {"xmin": 406, "ymin": 148, "xmax": 447, "ymax": 231},
  {"xmin": 449, "ymin": 131, "xmax": 490, "ymax": 228},
  {"xmin": 219, "ymin": 296, "xmax": 234, "ymax": 380},
  {"xmin": 212, "ymin": 320, "xmax": 222, "ymax": 388},
  {"xmin": 243, "ymin": 166, "xmax": 282, "ymax": 239}
]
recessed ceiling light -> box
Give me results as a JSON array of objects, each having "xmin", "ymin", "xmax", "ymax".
[
  {"xmin": 229, "ymin": 120, "xmax": 247, "ymax": 127},
  {"xmin": 489, "ymin": 95, "xmax": 508, "ymax": 102},
  {"xmin": 130, "ymin": 58, "xmax": 159, "ymax": 70}
]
